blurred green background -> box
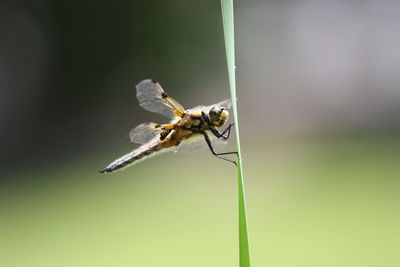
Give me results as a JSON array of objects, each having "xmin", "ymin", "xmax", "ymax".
[{"xmin": 1, "ymin": 1, "xmax": 399, "ymax": 266}]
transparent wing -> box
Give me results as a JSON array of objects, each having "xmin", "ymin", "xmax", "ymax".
[
  {"xmin": 188, "ymin": 98, "xmax": 232, "ymax": 114},
  {"xmin": 175, "ymin": 132, "xmax": 228, "ymax": 153},
  {"xmin": 129, "ymin": 122, "xmax": 161, "ymax": 144},
  {"xmin": 214, "ymin": 98, "xmax": 232, "ymax": 110},
  {"xmin": 136, "ymin": 79, "xmax": 185, "ymax": 119}
]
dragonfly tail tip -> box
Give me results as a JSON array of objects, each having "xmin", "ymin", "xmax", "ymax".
[{"xmin": 98, "ymin": 168, "xmax": 109, "ymax": 174}]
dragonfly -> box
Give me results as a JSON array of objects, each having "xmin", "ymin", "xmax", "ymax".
[{"xmin": 99, "ymin": 79, "xmax": 238, "ymax": 173}]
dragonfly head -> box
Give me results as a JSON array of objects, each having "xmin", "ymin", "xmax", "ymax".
[{"xmin": 209, "ymin": 106, "xmax": 229, "ymax": 126}]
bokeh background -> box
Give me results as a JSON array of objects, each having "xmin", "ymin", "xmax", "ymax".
[{"xmin": 1, "ymin": 0, "xmax": 399, "ymax": 266}]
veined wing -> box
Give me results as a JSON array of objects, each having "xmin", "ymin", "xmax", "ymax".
[
  {"xmin": 214, "ymin": 98, "xmax": 232, "ymax": 110},
  {"xmin": 129, "ymin": 122, "xmax": 162, "ymax": 144},
  {"xmin": 187, "ymin": 98, "xmax": 232, "ymax": 115},
  {"xmin": 175, "ymin": 132, "xmax": 228, "ymax": 153},
  {"xmin": 136, "ymin": 79, "xmax": 185, "ymax": 119}
]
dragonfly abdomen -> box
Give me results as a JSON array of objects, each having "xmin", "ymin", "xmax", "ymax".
[{"xmin": 99, "ymin": 140, "xmax": 174, "ymax": 173}]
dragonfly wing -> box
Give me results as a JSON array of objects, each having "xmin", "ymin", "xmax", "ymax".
[
  {"xmin": 136, "ymin": 79, "xmax": 185, "ymax": 119},
  {"xmin": 129, "ymin": 122, "xmax": 161, "ymax": 144},
  {"xmin": 175, "ymin": 132, "xmax": 228, "ymax": 153},
  {"xmin": 214, "ymin": 98, "xmax": 232, "ymax": 110},
  {"xmin": 187, "ymin": 99, "xmax": 232, "ymax": 115}
]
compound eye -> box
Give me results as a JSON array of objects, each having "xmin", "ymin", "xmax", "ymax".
[{"xmin": 209, "ymin": 106, "xmax": 220, "ymax": 121}]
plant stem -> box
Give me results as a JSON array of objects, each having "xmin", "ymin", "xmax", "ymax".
[{"xmin": 221, "ymin": 0, "xmax": 251, "ymax": 266}]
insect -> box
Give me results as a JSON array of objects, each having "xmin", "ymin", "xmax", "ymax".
[{"xmin": 99, "ymin": 79, "xmax": 238, "ymax": 173}]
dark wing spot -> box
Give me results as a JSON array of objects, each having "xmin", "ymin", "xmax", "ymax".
[
  {"xmin": 151, "ymin": 79, "xmax": 158, "ymax": 84},
  {"xmin": 161, "ymin": 92, "xmax": 168, "ymax": 98},
  {"xmin": 155, "ymin": 124, "xmax": 161, "ymax": 128}
]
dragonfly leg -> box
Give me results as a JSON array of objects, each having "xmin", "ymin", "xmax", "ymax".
[
  {"xmin": 210, "ymin": 123, "xmax": 234, "ymax": 140},
  {"xmin": 214, "ymin": 151, "xmax": 239, "ymax": 156},
  {"xmin": 220, "ymin": 123, "xmax": 234, "ymax": 139},
  {"xmin": 204, "ymin": 132, "xmax": 237, "ymax": 166}
]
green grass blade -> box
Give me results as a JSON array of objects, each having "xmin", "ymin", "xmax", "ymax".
[{"xmin": 221, "ymin": 0, "xmax": 251, "ymax": 266}]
